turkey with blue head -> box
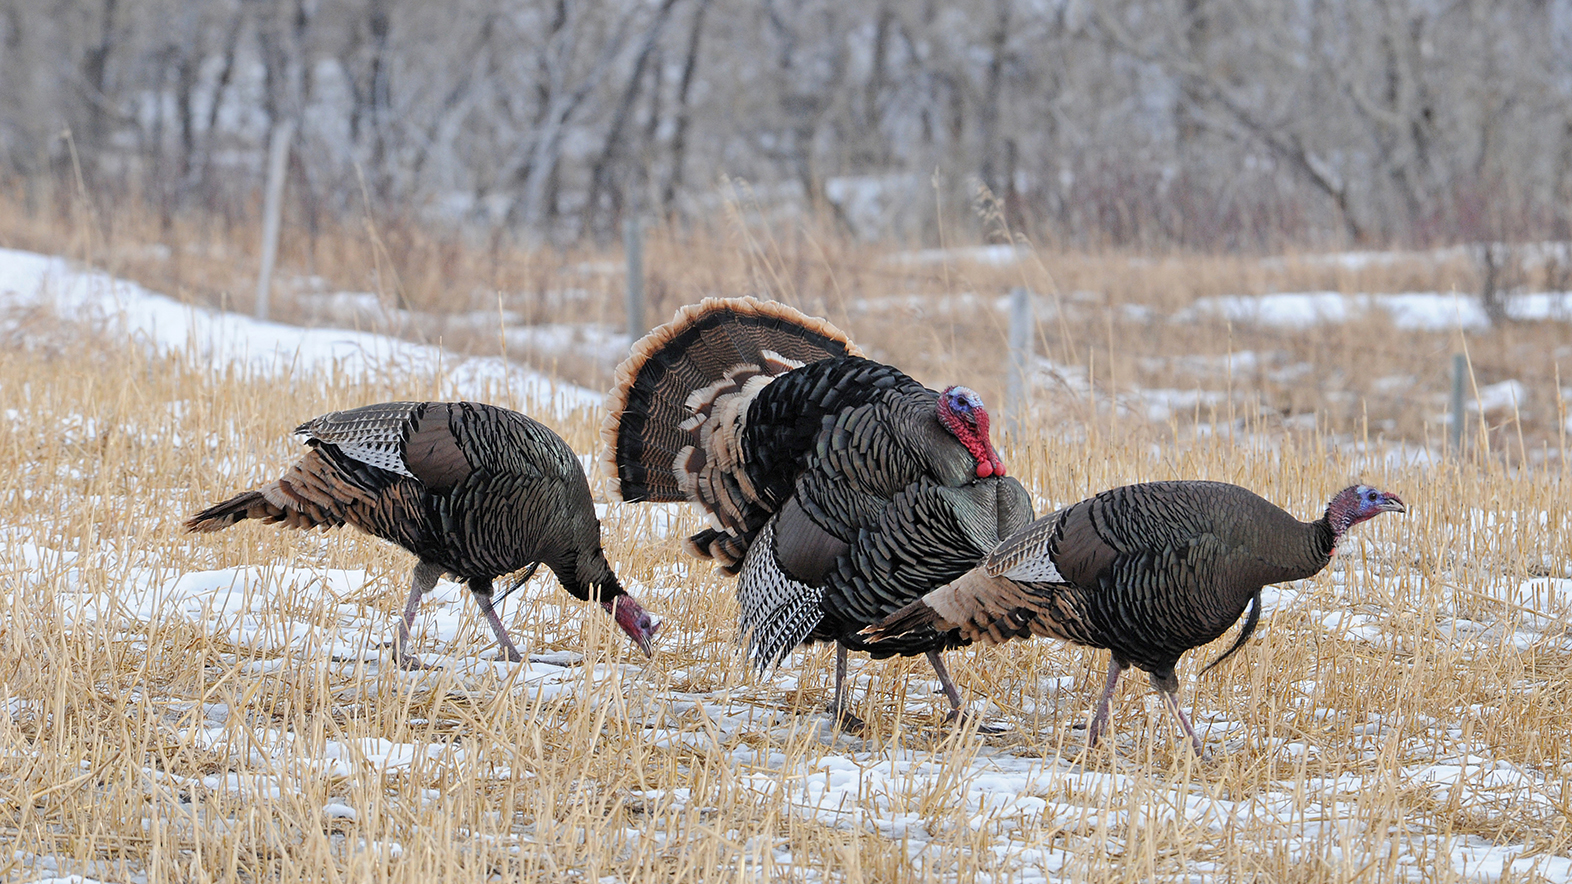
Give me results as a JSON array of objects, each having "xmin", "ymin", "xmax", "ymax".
[{"xmin": 863, "ymin": 480, "xmax": 1406, "ymax": 754}]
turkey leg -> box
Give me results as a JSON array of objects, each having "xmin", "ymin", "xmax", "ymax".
[
  {"xmin": 471, "ymin": 579, "xmax": 526, "ymax": 663},
  {"xmin": 392, "ymin": 561, "xmax": 444, "ymax": 669},
  {"xmin": 1085, "ymin": 656, "xmax": 1125, "ymax": 747},
  {"xmin": 827, "ymin": 643, "xmax": 865, "ymax": 731},
  {"xmin": 926, "ymin": 651, "xmax": 1005, "ymax": 733},
  {"xmin": 1158, "ymin": 690, "xmax": 1208, "ymax": 758}
]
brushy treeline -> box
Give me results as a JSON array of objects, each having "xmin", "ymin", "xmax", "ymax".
[{"xmin": 5, "ymin": 0, "xmax": 1572, "ymax": 250}]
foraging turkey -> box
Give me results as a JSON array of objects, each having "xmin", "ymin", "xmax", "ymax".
[
  {"xmin": 862, "ymin": 480, "xmax": 1405, "ymax": 754},
  {"xmin": 186, "ymin": 400, "xmax": 659, "ymax": 666},
  {"xmin": 602, "ymin": 297, "xmax": 1033, "ymax": 728}
]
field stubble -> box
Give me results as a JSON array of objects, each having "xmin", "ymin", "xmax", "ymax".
[
  {"xmin": 0, "ymin": 294, "xmax": 1568, "ymax": 882},
  {"xmin": 4, "ymin": 187, "xmax": 1570, "ymax": 465}
]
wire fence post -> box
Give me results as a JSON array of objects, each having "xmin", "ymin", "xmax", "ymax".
[
  {"xmin": 1006, "ymin": 286, "xmax": 1032, "ymax": 437},
  {"xmin": 624, "ymin": 214, "xmax": 645, "ymax": 340},
  {"xmin": 254, "ymin": 118, "xmax": 295, "ymax": 321},
  {"xmin": 1449, "ymin": 353, "xmax": 1467, "ymax": 455}
]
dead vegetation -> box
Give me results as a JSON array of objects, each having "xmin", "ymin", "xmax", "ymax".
[
  {"xmin": 0, "ymin": 283, "xmax": 1568, "ymax": 880},
  {"xmin": 0, "ymin": 189, "xmax": 1569, "ymax": 880},
  {"xmin": 3, "ymin": 187, "xmax": 1567, "ymax": 469}
]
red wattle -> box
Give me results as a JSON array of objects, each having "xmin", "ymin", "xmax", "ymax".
[{"xmin": 975, "ymin": 460, "xmax": 994, "ymax": 478}]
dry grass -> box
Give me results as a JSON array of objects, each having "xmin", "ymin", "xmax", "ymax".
[
  {"xmin": 2, "ymin": 183, "xmax": 1571, "ymax": 880},
  {"xmin": 1, "ymin": 287, "xmax": 1569, "ymax": 881},
  {"xmin": 3, "ymin": 185, "xmax": 1569, "ymax": 465}
]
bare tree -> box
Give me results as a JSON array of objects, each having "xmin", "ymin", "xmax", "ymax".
[
  {"xmin": 659, "ymin": 0, "xmax": 711, "ymax": 216},
  {"xmin": 581, "ymin": 0, "xmax": 681, "ymax": 239},
  {"xmin": 4, "ymin": 0, "xmax": 1572, "ymax": 250}
]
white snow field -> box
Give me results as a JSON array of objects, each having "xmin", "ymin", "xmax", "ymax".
[{"xmin": 1, "ymin": 248, "xmax": 1569, "ymax": 882}]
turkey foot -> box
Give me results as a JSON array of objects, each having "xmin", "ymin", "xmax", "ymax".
[
  {"xmin": 944, "ymin": 708, "xmax": 1007, "ymax": 734},
  {"xmin": 1159, "ymin": 690, "xmax": 1211, "ymax": 760},
  {"xmin": 926, "ymin": 652, "xmax": 1005, "ymax": 733},
  {"xmin": 393, "ymin": 650, "xmax": 440, "ymax": 671},
  {"xmin": 475, "ymin": 589, "xmax": 526, "ymax": 663},
  {"xmin": 389, "ymin": 562, "xmax": 443, "ymax": 670},
  {"xmin": 827, "ymin": 703, "xmax": 867, "ymax": 733},
  {"xmin": 1082, "ymin": 657, "xmax": 1124, "ymax": 749},
  {"xmin": 830, "ymin": 701, "xmax": 867, "ymax": 729}
]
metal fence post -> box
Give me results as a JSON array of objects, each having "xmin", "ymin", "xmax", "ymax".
[
  {"xmin": 1006, "ymin": 287, "xmax": 1032, "ymax": 437},
  {"xmin": 1450, "ymin": 353, "xmax": 1466, "ymax": 454},
  {"xmin": 254, "ymin": 118, "xmax": 295, "ymax": 321},
  {"xmin": 625, "ymin": 215, "xmax": 645, "ymax": 340}
]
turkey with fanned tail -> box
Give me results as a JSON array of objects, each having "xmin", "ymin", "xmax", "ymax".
[
  {"xmin": 862, "ymin": 480, "xmax": 1406, "ymax": 754},
  {"xmin": 187, "ymin": 400, "xmax": 659, "ymax": 667},
  {"xmin": 602, "ymin": 297, "xmax": 1033, "ymax": 729}
]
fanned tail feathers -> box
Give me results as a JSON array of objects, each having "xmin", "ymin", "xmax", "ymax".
[
  {"xmin": 602, "ymin": 296, "xmax": 860, "ymax": 571},
  {"xmin": 600, "ymin": 296, "xmax": 860, "ymax": 505}
]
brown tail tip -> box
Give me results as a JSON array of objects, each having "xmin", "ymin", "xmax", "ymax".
[
  {"xmin": 184, "ymin": 490, "xmax": 270, "ymax": 533},
  {"xmin": 860, "ymin": 599, "xmax": 940, "ymax": 643},
  {"xmin": 184, "ymin": 512, "xmax": 240, "ymax": 533}
]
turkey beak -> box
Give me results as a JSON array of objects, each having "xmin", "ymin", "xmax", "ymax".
[
  {"xmin": 634, "ymin": 617, "xmax": 661, "ymax": 658},
  {"xmin": 608, "ymin": 597, "xmax": 660, "ymax": 658},
  {"xmin": 1378, "ymin": 493, "xmax": 1406, "ymax": 513}
]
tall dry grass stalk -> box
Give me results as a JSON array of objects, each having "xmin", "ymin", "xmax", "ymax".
[{"xmin": 0, "ymin": 293, "xmax": 1568, "ymax": 881}]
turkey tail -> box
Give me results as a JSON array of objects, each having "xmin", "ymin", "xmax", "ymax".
[
  {"xmin": 601, "ymin": 296, "xmax": 860, "ymax": 505},
  {"xmin": 684, "ymin": 526, "xmax": 749, "ymax": 567},
  {"xmin": 184, "ymin": 485, "xmax": 338, "ymax": 533},
  {"xmin": 186, "ymin": 449, "xmax": 364, "ymax": 534},
  {"xmin": 185, "ymin": 490, "xmax": 278, "ymax": 532},
  {"xmin": 861, "ymin": 596, "xmax": 948, "ymax": 643},
  {"xmin": 860, "ymin": 565, "xmax": 998, "ymax": 645}
]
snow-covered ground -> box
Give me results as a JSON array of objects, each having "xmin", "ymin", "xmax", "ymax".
[
  {"xmin": 0, "ymin": 248, "xmax": 602, "ymax": 418},
  {"xmin": 1179, "ymin": 290, "xmax": 1572, "ymax": 331},
  {"xmin": 2, "ymin": 248, "xmax": 1569, "ymax": 881}
]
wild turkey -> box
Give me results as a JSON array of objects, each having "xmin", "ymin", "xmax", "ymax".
[
  {"xmin": 862, "ymin": 480, "xmax": 1405, "ymax": 754},
  {"xmin": 602, "ymin": 297, "xmax": 1033, "ymax": 728},
  {"xmin": 186, "ymin": 400, "xmax": 659, "ymax": 666}
]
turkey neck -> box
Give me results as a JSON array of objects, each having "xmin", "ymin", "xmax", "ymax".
[
  {"xmin": 1263, "ymin": 513, "xmax": 1338, "ymax": 583},
  {"xmin": 550, "ymin": 539, "xmax": 626, "ymax": 605},
  {"xmin": 1307, "ymin": 516, "xmax": 1338, "ymax": 567}
]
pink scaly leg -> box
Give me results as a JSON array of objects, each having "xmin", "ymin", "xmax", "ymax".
[
  {"xmin": 1159, "ymin": 690, "xmax": 1209, "ymax": 759},
  {"xmin": 1086, "ymin": 656, "xmax": 1125, "ymax": 748},
  {"xmin": 472, "ymin": 581, "xmax": 525, "ymax": 663},
  {"xmin": 927, "ymin": 651, "xmax": 1005, "ymax": 734},
  {"xmin": 392, "ymin": 561, "xmax": 444, "ymax": 670}
]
